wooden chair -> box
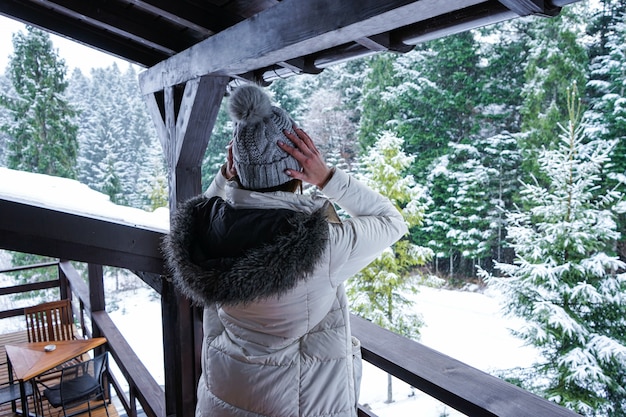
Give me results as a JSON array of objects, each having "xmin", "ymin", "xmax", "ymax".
[
  {"xmin": 24, "ymin": 300, "xmax": 76, "ymax": 343},
  {"xmin": 23, "ymin": 300, "xmax": 81, "ymax": 389}
]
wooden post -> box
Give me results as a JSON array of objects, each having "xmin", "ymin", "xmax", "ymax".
[
  {"xmin": 144, "ymin": 74, "xmax": 229, "ymax": 417},
  {"xmin": 58, "ymin": 260, "xmax": 71, "ymax": 301},
  {"xmin": 88, "ymin": 264, "xmax": 106, "ymax": 314},
  {"xmin": 88, "ymin": 263, "xmax": 106, "ymax": 356}
]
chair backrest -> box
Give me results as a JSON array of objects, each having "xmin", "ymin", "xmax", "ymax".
[
  {"xmin": 24, "ymin": 299, "xmax": 75, "ymax": 343},
  {"xmin": 90, "ymin": 351, "xmax": 108, "ymax": 386},
  {"xmin": 44, "ymin": 352, "xmax": 109, "ymax": 412},
  {"xmin": 60, "ymin": 352, "xmax": 108, "ymax": 404},
  {"xmin": 61, "ymin": 351, "xmax": 108, "ymax": 386}
]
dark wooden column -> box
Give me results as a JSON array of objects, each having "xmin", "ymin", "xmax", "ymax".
[
  {"xmin": 58, "ymin": 260, "xmax": 72, "ymax": 301},
  {"xmin": 88, "ymin": 263, "xmax": 107, "ymax": 357},
  {"xmin": 144, "ymin": 74, "xmax": 229, "ymax": 417}
]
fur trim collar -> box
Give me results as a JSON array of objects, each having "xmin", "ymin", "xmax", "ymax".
[{"xmin": 162, "ymin": 195, "xmax": 329, "ymax": 306}]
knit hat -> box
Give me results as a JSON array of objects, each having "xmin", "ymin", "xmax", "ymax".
[{"xmin": 228, "ymin": 84, "xmax": 301, "ymax": 190}]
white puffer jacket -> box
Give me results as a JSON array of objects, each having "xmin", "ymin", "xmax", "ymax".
[{"xmin": 163, "ymin": 168, "xmax": 407, "ymax": 417}]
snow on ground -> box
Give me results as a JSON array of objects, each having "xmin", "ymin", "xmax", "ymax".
[
  {"xmin": 109, "ymin": 282, "xmax": 540, "ymax": 417},
  {"xmin": 358, "ymin": 285, "xmax": 539, "ymax": 416},
  {"xmin": 108, "ymin": 285, "xmax": 165, "ymax": 387}
]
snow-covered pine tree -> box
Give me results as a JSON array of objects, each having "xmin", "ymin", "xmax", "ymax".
[
  {"xmin": 477, "ymin": 20, "xmax": 529, "ymax": 135},
  {"xmin": 585, "ymin": 0, "xmax": 626, "ymax": 264},
  {"xmin": 121, "ymin": 65, "xmax": 162, "ymax": 209},
  {"xmin": 1, "ymin": 26, "xmax": 78, "ymax": 179},
  {"xmin": 586, "ymin": 3, "xmax": 626, "ymax": 198},
  {"xmin": 480, "ymin": 87, "xmax": 626, "ymax": 416},
  {"xmin": 0, "ymin": 74, "xmax": 12, "ymax": 166},
  {"xmin": 357, "ymin": 53, "xmax": 399, "ymax": 151},
  {"xmin": 518, "ymin": 9, "xmax": 588, "ymax": 183},
  {"xmin": 385, "ymin": 31, "xmax": 482, "ymax": 183},
  {"xmin": 479, "ymin": 133, "xmax": 523, "ymax": 266},
  {"xmin": 421, "ymin": 141, "xmax": 505, "ymax": 279},
  {"xmin": 346, "ymin": 130, "xmax": 432, "ymax": 403},
  {"xmin": 70, "ymin": 64, "xmax": 161, "ymax": 208}
]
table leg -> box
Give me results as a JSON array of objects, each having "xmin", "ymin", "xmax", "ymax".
[
  {"xmin": 18, "ymin": 380, "xmax": 29, "ymax": 417},
  {"xmin": 7, "ymin": 356, "xmax": 31, "ymax": 416}
]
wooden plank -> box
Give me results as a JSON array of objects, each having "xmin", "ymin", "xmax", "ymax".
[
  {"xmin": 351, "ymin": 314, "xmax": 580, "ymax": 417},
  {"xmin": 0, "ymin": 279, "xmax": 60, "ymax": 297},
  {"xmin": 0, "ymin": 0, "xmax": 161, "ymax": 66},
  {"xmin": 127, "ymin": 0, "xmax": 243, "ymax": 34},
  {"xmin": 20, "ymin": 0, "xmax": 179, "ymax": 54},
  {"xmin": 357, "ymin": 406, "xmax": 381, "ymax": 417},
  {"xmin": 175, "ymin": 75, "xmax": 229, "ymax": 168},
  {"xmin": 133, "ymin": 271, "xmax": 163, "ymax": 294},
  {"xmin": 0, "ymin": 261, "xmax": 59, "ymax": 274},
  {"xmin": 0, "ymin": 198, "xmax": 165, "ymax": 275},
  {"xmin": 60, "ymin": 261, "xmax": 91, "ymax": 313},
  {"xmin": 138, "ymin": 0, "xmax": 488, "ymax": 94},
  {"xmin": 144, "ymin": 92, "xmax": 169, "ymax": 153}
]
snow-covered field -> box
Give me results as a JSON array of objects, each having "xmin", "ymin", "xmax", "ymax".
[{"xmin": 108, "ymin": 281, "xmax": 539, "ymax": 417}]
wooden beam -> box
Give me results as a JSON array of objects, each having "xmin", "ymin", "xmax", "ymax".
[
  {"xmin": 138, "ymin": 0, "xmax": 488, "ymax": 94},
  {"xmin": 0, "ymin": 0, "xmax": 163, "ymax": 66},
  {"xmin": 175, "ymin": 75, "xmax": 230, "ymax": 168},
  {"xmin": 145, "ymin": 74, "xmax": 228, "ymax": 211},
  {"xmin": 133, "ymin": 271, "xmax": 164, "ymax": 294},
  {"xmin": 126, "ymin": 0, "xmax": 244, "ymax": 35},
  {"xmin": 146, "ymin": 74, "xmax": 227, "ymax": 417},
  {"xmin": 0, "ymin": 198, "xmax": 165, "ymax": 275},
  {"xmin": 33, "ymin": 0, "xmax": 179, "ymax": 54}
]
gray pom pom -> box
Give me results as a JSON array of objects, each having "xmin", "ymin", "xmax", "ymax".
[{"xmin": 229, "ymin": 84, "xmax": 273, "ymax": 125}]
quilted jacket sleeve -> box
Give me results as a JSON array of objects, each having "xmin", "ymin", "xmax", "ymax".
[{"xmin": 321, "ymin": 169, "xmax": 408, "ymax": 286}]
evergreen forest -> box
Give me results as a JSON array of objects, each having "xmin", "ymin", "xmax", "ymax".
[{"xmin": 1, "ymin": 1, "xmax": 626, "ymax": 415}]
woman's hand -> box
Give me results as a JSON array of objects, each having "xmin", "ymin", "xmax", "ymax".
[
  {"xmin": 278, "ymin": 127, "xmax": 333, "ymax": 188},
  {"xmin": 222, "ymin": 140, "xmax": 237, "ymax": 180}
]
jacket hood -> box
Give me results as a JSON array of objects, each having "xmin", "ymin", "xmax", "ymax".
[{"xmin": 162, "ymin": 195, "xmax": 329, "ymax": 306}]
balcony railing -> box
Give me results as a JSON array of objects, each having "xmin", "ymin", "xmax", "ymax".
[
  {"xmin": 1, "ymin": 260, "xmax": 582, "ymax": 417},
  {"xmin": 0, "ymin": 197, "xmax": 581, "ymax": 417},
  {"xmin": 0, "ymin": 261, "xmax": 164, "ymax": 417}
]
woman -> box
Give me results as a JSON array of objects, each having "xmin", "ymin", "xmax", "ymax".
[{"xmin": 163, "ymin": 84, "xmax": 407, "ymax": 417}]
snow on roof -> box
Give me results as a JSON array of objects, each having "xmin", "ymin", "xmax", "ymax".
[{"xmin": 0, "ymin": 167, "xmax": 169, "ymax": 232}]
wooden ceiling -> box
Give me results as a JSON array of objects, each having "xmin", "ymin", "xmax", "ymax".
[{"xmin": 0, "ymin": 0, "xmax": 579, "ymax": 87}]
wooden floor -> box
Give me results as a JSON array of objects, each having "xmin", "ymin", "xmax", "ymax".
[{"xmin": 1, "ymin": 331, "xmax": 119, "ymax": 417}]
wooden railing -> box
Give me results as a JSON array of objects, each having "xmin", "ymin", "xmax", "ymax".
[
  {"xmin": 1, "ymin": 260, "xmax": 582, "ymax": 417},
  {"xmin": 0, "ymin": 261, "xmax": 164, "ymax": 417},
  {"xmin": 0, "ymin": 197, "xmax": 582, "ymax": 417}
]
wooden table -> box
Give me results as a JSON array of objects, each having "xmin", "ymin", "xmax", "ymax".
[{"xmin": 5, "ymin": 337, "xmax": 107, "ymax": 416}]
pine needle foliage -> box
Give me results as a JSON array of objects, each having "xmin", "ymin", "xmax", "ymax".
[
  {"xmin": 481, "ymin": 86, "xmax": 626, "ymax": 416},
  {"xmin": 347, "ymin": 130, "xmax": 433, "ymax": 339}
]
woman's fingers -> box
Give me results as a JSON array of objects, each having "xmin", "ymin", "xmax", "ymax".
[
  {"xmin": 294, "ymin": 128, "xmax": 316, "ymax": 153},
  {"xmin": 278, "ymin": 127, "xmax": 331, "ymax": 187}
]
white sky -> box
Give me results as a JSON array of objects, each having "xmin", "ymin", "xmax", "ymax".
[{"xmin": 0, "ymin": 14, "xmax": 137, "ymax": 75}]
